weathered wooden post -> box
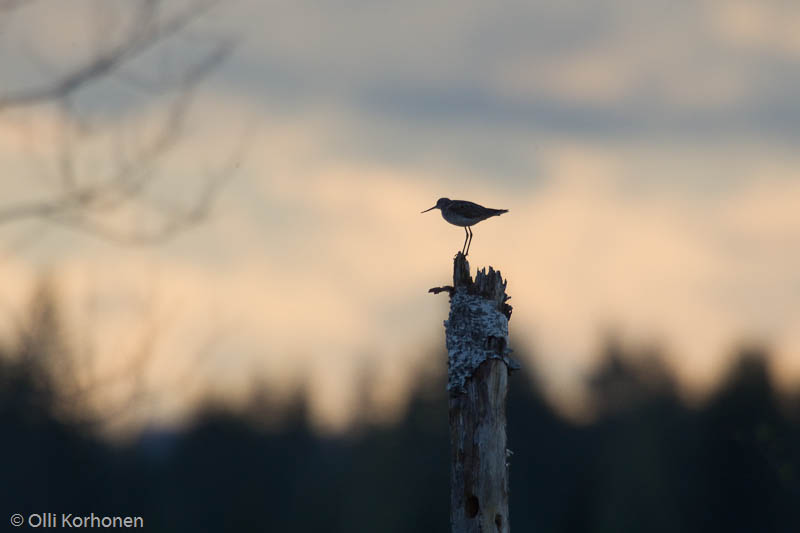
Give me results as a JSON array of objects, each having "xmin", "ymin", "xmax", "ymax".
[{"xmin": 429, "ymin": 252, "xmax": 519, "ymax": 533}]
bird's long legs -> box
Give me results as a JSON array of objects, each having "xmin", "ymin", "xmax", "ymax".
[
  {"xmin": 461, "ymin": 226, "xmax": 472, "ymax": 257},
  {"xmin": 462, "ymin": 227, "xmax": 469, "ymax": 255}
]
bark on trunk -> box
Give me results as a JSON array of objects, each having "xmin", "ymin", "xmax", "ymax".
[{"xmin": 430, "ymin": 252, "xmax": 518, "ymax": 533}]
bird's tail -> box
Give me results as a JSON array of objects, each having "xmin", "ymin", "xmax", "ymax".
[{"xmin": 492, "ymin": 209, "xmax": 509, "ymax": 216}]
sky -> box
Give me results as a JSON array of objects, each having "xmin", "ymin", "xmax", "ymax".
[{"xmin": 1, "ymin": 0, "xmax": 800, "ymax": 433}]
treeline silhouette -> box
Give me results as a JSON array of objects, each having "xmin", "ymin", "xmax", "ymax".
[{"xmin": 1, "ymin": 286, "xmax": 799, "ymax": 532}]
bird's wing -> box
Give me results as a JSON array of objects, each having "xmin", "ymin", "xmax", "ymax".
[{"xmin": 449, "ymin": 200, "xmax": 487, "ymax": 218}]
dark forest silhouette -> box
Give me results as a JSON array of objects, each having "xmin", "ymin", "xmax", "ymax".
[{"xmin": 1, "ymin": 285, "xmax": 799, "ymax": 532}]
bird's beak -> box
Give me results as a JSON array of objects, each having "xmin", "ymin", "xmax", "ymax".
[{"xmin": 421, "ymin": 206, "xmax": 436, "ymax": 213}]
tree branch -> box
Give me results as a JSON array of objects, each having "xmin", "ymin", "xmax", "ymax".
[
  {"xmin": 0, "ymin": 0, "xmax": 239, "ymax": 244},
  {"xmin": 0, "ymin": 0, "xmax": 222, "ymax": 111}
]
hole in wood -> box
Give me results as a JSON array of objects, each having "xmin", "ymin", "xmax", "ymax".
[
  {"xmin": 466, "ymin": 494, "xmax": 479, "ymax": 518},
  {"xmin": 485, "ymin": 335, "xmax": 506, "ymax": 354},
  {"xmin": 495, "ymin": 513, "xmax": 503, "ymax": 530}
]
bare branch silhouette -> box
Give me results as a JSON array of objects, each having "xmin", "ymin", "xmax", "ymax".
[
  {"xmin": 0, "ymin": 0, "xmax": 223, "ymax": 110},
  {"xmin": 0, "ymin": 0, "xmax": 238, "ymax": 243}
]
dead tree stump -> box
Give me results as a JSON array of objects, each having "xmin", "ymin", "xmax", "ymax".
[{"xmin": 429, "ymin": 252, "xmax": 519, "ymax": 533}]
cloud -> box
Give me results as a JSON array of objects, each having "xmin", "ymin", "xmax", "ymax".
[
  {"xmin": 10, "ymin": 126, "xmax": 796, "ymax": 429},
  {"xmin": 3, "ymin": 1, "xmax": 800, "ymax": 431},
  {"xmin": 209, "ymin": 0, "xmax": 800, "ymax": 142},
  {"xmin": 709, "ymin": 0, "xmax": 800, "ymax": 55}
]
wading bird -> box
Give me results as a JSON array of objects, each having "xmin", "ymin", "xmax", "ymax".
[{"xmin": 421, "ymin": 198, "xmax": 508, "ymax": 256}]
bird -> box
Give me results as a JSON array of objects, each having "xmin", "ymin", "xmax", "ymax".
[{"xmin": 421, "ymin": 198, "xmax": 508, "ymax": 256}]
